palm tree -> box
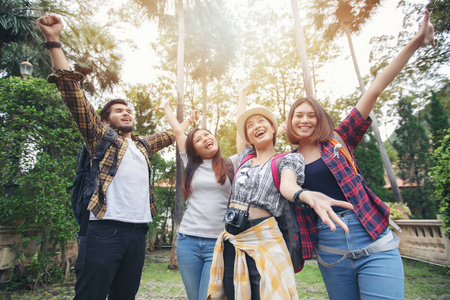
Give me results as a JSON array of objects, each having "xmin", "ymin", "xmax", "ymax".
[
  {"xmin": 290, "ymin": 0, "xmax": 315, "ymax": 98},
  {"xmin": 185, "ymin": 1, "xmax": 235, "ymax": 128},
  {"xmin": 311, "ymin": 0, "xmax": 404, "ymax": 203},
  {"xmin": 132, "ymin": 0, "xmax": 186, "ymax": 269},
  {"xmin": 0, "ymin": 0, "xmax": 68, "ymax": 77}
]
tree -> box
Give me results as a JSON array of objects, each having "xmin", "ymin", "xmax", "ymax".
[
  {"xmin": 430, "ymin": 129, "xmax": 450, "ymax": 237},
  {"xmin": 185, "ymin": 0, "xmax": 236, "ymax": 129},
  {"xmin": 425, "ymin": 90, "xmax": 449, "ymax": 150},
  {"xmin": 0, "ymin": 0, "xmax": 69, "ymax": 78},
  {"xmin": 393, "ymin": 97, "xmax": 435, "ymax": 218},
  {"xmin": 290, "ymin": 0, "xmax": 315, "ymax": 98},
  {"xmin": 0, "ymin": 77, "xmax": 81, "ymax": 287},
  {"xmin": 311, "ymin": 0, "xmax": 404, "ymax": 203},
  {"xmin": 131, "ymin": 0, "xmax": 186, "ymax": 269},
  {"xmin": 63, "ymin": 20, "xmax": 122, "ymax": 96}
]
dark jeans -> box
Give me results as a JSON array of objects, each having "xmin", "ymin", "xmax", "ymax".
[
  {"xmin": 74, "ymin": 220, "xmax": 149, "ymax": 300},
  {"xmin": 223, "ymin": 217, "xmax": 268, "ymax": 300}
]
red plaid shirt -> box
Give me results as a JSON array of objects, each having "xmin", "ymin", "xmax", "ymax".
[{"xmin": 296, "ymin": 108, "xmax": 390, "ymax": 259}]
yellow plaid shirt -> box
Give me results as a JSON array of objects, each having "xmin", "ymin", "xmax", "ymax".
[
  {"xmin": 207, "ymin": 217, "xmax": 299, "ymax": 300},
  {"xmin": 48, "ymin": 70, "xmax": 175, "ymax": 219}
]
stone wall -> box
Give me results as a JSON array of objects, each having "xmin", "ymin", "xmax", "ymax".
[{"xmin": 394, "ymin": 218, "xmax": 450, "ymax": 267}]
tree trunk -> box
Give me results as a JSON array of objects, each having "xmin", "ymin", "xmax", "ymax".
[
  {"xmin": 60, "ymin": 243, "xmax": 70, "ymax": 280},
  {"xmin": 202, "ymin": 71, "xmax": 207, "ymax": 129},
  {"xmin": 290, "ymin": 0, "xmax": 315, "ymax": 98},
  {"xmin": 171, "ymin": 0, "xmax": 185, "ymax": 270},
  {"xmin": 343, "ymin": 25, "xmax": 403, "ymax": 203}
]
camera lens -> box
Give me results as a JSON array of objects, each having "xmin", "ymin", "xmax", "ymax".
[{"xmin": 224, "ymin": 210, "xmax": 236, "ymax": 222}]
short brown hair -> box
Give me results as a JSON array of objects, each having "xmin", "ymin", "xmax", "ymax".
[
  {"xmin": 286, "ymin": 97, "xmax": 334, "ymax": 144},
  {"xmin": 99, "ymin": 99, "xmax": 129, "ymax": 122}
]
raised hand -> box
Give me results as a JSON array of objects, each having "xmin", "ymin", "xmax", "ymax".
[
  {"xmin": 37, "ymin": 15, "xmax": 64, "ymax": 41},
  {"xmin": 156, "ymin": 98, "xmax": 171, "ymax": 113},
  {"xmin": 239, "ymin": 79, "xmax": 256, "ymax": 94},
  {"xmin": 414, "ymin": 10, "xmax": 435, "ymax": 48},
  {"xmin": 189, "ymin": 110, "xmax": 200, "ymax": 124}
]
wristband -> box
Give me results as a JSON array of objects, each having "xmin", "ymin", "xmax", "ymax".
[
  {"xmin": 293, "ymin": 189, "xmax": 310, "ymax": 208},
  {"xmin": 43, "ymin": 41, "xmax": 62, "ymax": 49}
]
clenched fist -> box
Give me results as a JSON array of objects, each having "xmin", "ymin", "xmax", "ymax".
[{"xmin": 37, "ymin": 15, "xmax": 64, "ymax": 41}]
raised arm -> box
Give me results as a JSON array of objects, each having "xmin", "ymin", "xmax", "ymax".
[
  {"xmin": 157, "ymin": 100, "xmax": 198, "ymax": 153},
  {"xmin": 355, "ymin": 11, "xmax": 435, "ymax": 119},
  {"xmin": 37, "ymin": 15, "xmax": 71, "ymax": 70},
  {"xmin": 280, "ymin": 169, "xmax": 353, "ymax": 232},
  {"xmin": 236, "ymin": 80, "xmax": 255, "ymax": 152}
]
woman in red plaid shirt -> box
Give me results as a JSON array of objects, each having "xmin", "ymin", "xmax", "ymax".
[{"xmin": 285, "ymin": 11, "xmax": 435, "ymax": 300}]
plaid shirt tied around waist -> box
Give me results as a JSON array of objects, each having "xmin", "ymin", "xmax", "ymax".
[
  {"xmin": 296, "ymin": 108, "xmax": 390, "ymax": 260},
  {"xmin": 48, "ymin": 69, "xmax": 175, "ymax": 219},
  {"xmin": 207, "ymin": 217, "xmax": 298, "ymax": 300}
]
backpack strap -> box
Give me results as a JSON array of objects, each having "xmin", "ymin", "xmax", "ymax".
[
  {"xmin": 79, "ymin": 126, "xmax": 117, "ymax": 237},
  {"xmin": 234, "ymin": 154, "xmax": 256, "ymax": 178},
  {"xmin": 225, "ymin": 158, "xmax": 235, "ymax": 183},
  {"xmin": 329, "ymin": 131, "xmax": 359, "ymax": 176},
  {"xmin": 269, "ymin": 152, "xmax": 305, "ymax": 272},
  {"xmin": 138, "ymin": 136, "xmax": 152, "ymax": 162},
  {"xmin": 270, "ymin": 152, "xmax": 289, "ymax": 190}
]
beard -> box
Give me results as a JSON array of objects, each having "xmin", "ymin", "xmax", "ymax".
[{"xmin": 109, "ymin": 121, "xmax": 134, "ymax": 133}]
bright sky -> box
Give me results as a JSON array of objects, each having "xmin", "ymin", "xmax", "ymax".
[{"xmin": 91, "ymin": 0, "xmax": 431, "ymax": 140}]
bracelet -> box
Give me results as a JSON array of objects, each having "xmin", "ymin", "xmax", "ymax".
[
  {"xmin": 293, "ymin": 189, "xmax": 310, "ymax": 208},
  {"xmin": 43, "ymin": 41, "xmax": 62, "ymax": 49}
]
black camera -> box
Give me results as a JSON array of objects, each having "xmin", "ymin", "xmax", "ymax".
[{"xmin": 223, "ymin": 207, "xmax": 249, "ymax": 229}]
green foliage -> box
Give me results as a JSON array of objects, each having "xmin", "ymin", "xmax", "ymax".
[
  {"xmin": 430, "ymin": 129, "xmax": 450, "ymax": 237},
  {"xmin": 0, "ymin": 0, "xmax": 71, "ymax": 78},
  {"xmin": 385, "ymin": 202, "xmax": 412, "ymax": 220},
  {"xmin": 425, "ymin": 90, "xmax": 450, "ymax": 150},
  {"xmin": 309, "ymin": 0, "xmax": 381, "ymax": 40},
  {"xmin": 0, "ymin": 76, "xmax": 81, "ymax": 287},
  {"xmin": 354, "ymin": 130, "xmax": 393, "ymax": 202},
  {"xmin": 393, "ymin": 97, "xmax": 436, "ymax": 218}
]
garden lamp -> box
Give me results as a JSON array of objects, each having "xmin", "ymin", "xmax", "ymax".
[{"xmin": 19, "ymin": 60, "xmax": 33, "ymax": 80}]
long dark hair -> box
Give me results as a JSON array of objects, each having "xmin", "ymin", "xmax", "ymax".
[{"xmin": 182, "ymin": 128, "xmax": 228, "ymax": 199}]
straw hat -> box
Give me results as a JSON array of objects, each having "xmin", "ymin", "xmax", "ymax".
[{"xmin": 236, "ymin": 106, "xmax": 278, "ymax": 141}]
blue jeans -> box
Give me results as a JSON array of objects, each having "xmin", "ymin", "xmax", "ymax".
[
  {"xmin": 317, "ymin": 210, "xmax": 404, "ymax": 300},
  {"xmin": 176, "ymin": 233, "xmax": 217, "ymax": 300}
]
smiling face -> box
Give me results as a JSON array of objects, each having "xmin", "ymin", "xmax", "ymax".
[
  {"xmin": 104, "ymin": 103, "xmax": 135, "ymax": 133},
  {"xmin": 192, "ymin": 129, "xmax": 219, "ymax": 159},
  {"xmin": 245, "ymin": 114, "xmax": 275, "ymax": 147},
  {"xmin": 290, "ymin": 101, "xmax": 317, "ymax": 141}
]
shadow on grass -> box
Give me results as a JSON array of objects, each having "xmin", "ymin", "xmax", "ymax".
[{"xmin": 1, "ymin": 250, "xmax": 449, "ymax": 300}]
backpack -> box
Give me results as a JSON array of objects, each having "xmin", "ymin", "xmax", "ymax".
[
  {"xmin": 236, "ymin": 153, "xmax": 305, "ymax": 273},
  {"xmin": 68, "ymin": 126, "xmax": 117, "ymax": 235}
]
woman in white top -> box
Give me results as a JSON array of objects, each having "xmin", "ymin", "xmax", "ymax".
[{"xmin": 158, "ymin": 101, "xmax": 237, "ymax": 300}]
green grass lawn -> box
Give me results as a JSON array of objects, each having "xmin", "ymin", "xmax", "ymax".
[{"xmin": 1, "ymin": 253, "xmax": 449, "ymax": 299}]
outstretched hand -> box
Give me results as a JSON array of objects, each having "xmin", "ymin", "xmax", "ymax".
[
  {"xmin": 415, "ymin": 10, "xmax": 435, "ymax": 47},
  {"xmin": 300, "ymin": 191, "xmax": 354, "ymax": 233},
  {"xmin": 189, "ymin": 110, "xmax": 200, "ymax": 124},
  {"xmin": 239, "ymin": 79, "xmax": 255, "ymax": 93},
  {"xmin": 37, "ymin": 15, "xmax": 64, "ymax": 41},
  {"xmin": 156, "ymin": 98, "xmax": 171, "ymax": 113}
]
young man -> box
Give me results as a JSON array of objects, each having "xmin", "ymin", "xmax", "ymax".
[{"xmin": 38, "ymin": 15, "xmax": 194, "ymax": 300}]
